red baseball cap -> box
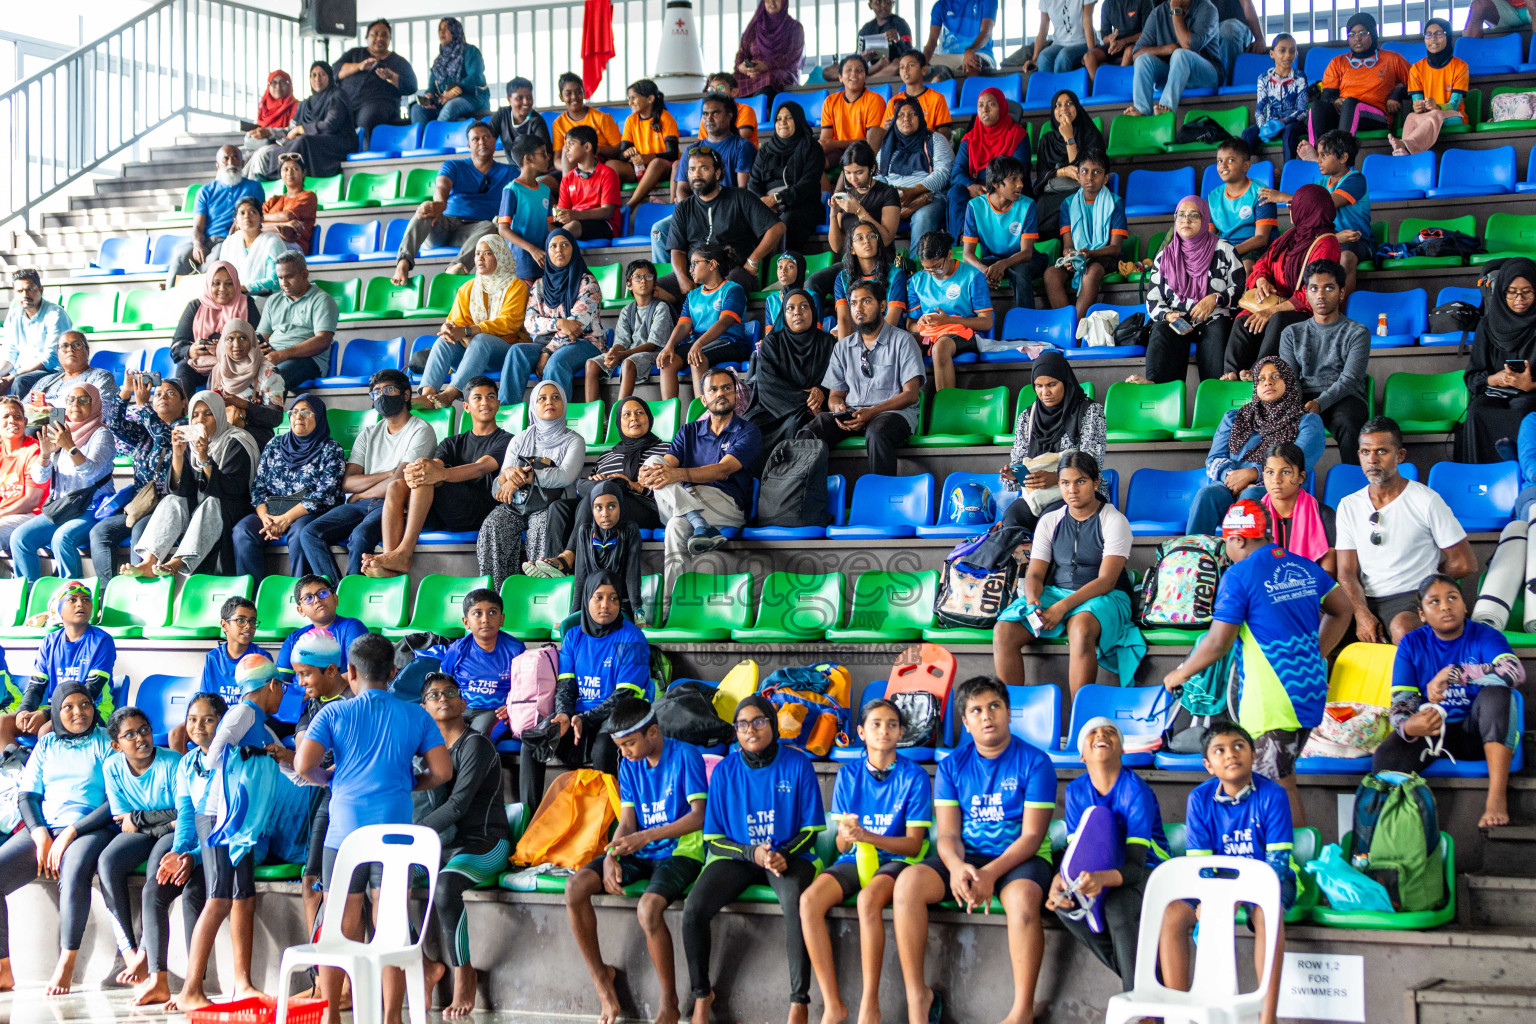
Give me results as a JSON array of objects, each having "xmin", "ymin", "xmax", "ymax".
[{"xmin": 1221, "ymin": 499, "xmax": 1268, "ymax": 539}]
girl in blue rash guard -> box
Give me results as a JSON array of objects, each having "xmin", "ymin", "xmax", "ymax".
[
  {"xmin": 134, "ymin": 693, "xmax": 221, "ymax": 1007},
  {"xmin": 683, "ymin": 694, "xmax": 825, "ymax": 1024},
  {"xmin": 0, "ymin": 682, "xmax": 113, "ymax": 995},
  {"xmin": 96, "ymin": 707, "xmax": 182, "ymax": 990}
]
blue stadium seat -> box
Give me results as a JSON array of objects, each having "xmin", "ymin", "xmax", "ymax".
[
  {"xmin": 867, "ymin": 83, "xmax": 893, "ymax": 101},
  {"xmin": 1454, "ymin": 33, "xmax": 1523, "ymax": 73},
  {"xmin": 1100, "ymin": 467, "xmax": 1121, "ymax": 509},
  {"xmin": 674, "ymin": 98, "xmax": 705, "ymax": 135},
  {"xmin": 1303, "ymin": 45, "xmax": 1345, "ymax": 83},
  {"xmin": 89, "ymin": 349, "xmax": 138, "ymax": 382},
  {"xmin": 144, "ymin": 233, "xmax": 186, "ymax": 273},
  {"xmin": 1124, "ymin": 167, "xmax": 1195, "ymax": 217},
  {"xmin": 369, "ymin": 218, "xmax": 410, "ymax": 260},
  {"xmin": 937, "ymin": 685, "xmax": 1061, "ymax": 762},
  {"xmin": 741, "ymin": 476, "xmax": 847, "ymax": 539},
  {"xmin": 1322, "ymin": 462, "xmax": 1417, "ymax": 508},
  {"xmin": 1125, "ymin": 468, "xmax": 1206, "ymax": 535},
  {"xmin": 614, "ymin": 202, "xmax": 674, "ymax": 247},
  {"xmin": 1427, "ymin": 460, "xmax": 1519, "ymax": 532},
  {"xmin": 1091, "ymin": 64, "xmax": 1135, "ymax": 103},
  {"xmin": 1278, "ymin": 158, "xmax": 1319, "ymax": 197},
  {"xmin": 1519, "ymin": 148, "xmax": 1536, "ymax": 194},
  {"xmin": 1219, "ymin": 52, "xmax": 1271, "ymax": 93},
  {"xmin": 1361, "ymin": 151, "xmax": 1433, "ymax": 200},
  {"xmin": 1421, "ymin": 286, "xmax": 1483, "ymax": 346},
  {"xmin": 352, "ymin": 123, "xmax": 420, "ymax": 160},
  {"xmin": 309, "ymin": 220, "xmax": 379, "ymax": 265},
  {"xmin": 826, "ymin": 473, "xmax": 933, "ymax": 539},
  {"xmin": 1198, "ymin": 160, "xmax": 1273, "ymax": 197},
  {"xmin": 1345, "ymin": 288, "xmax": 1426, "ymax": 349},
  {"xmin": 739, "ymin": 93, "xmax": 770, "ymax": 124},
  {"xmin": 778, "ymin": 92, "xmax": 829, "ymax": 129},
  {"xmin": 135, "ymin": 674, "xmax": 199, "ymax": 745},
  {"xmin": 1527, "ymin": 34, "xmax": 1536, "ymax": 71},
  {"xmin": 146, "ymin": 347, "xmax": 175, "ymax": 380},
  {"xmin": 1426, "ymin": 146, "xmax": 1517, "ymax": 198},
  {"xmin": 81, "ymin": 235, "xmax": 143, "ymax": 276},
  {"xmin": 956, "ymin": 73, "xmax": 1023, "ymax": 115},
  {"xmin": 1076, "ymin": 302, "xmax": 1151, "ymax": 358},
  {"xmin": 403, "ymin": 119, "xmax": 471, "ymax": 157},
  {"xmin": 997, "ymin": 306, "xmax": 1075, "ymax": 355},
  {"xmin": 1047, "ymin": 684, "xmax": 1172, "ymax": 768},
  {"xmin": 916, "ymin": 471, "xmax": 1009, "ymax": 538},
  {"xmin": 926, "ymin": 80, "xmax": 958, "ymax": 109},
  {"xmin": 540, "ymin": 110, "xmax": 559, "ymax": 133},
  {"xmin": 1423, "ymin": 690, "xmax": 1526, "ymax": 776},
  {"xmin": 1382, "ymin": 40, "xmax": 1427, "ymax": 66},
  {"xmin": 1023, "ymin": 69, "xmax": 1088, "ymax": 110},
  {"xmin": 314, "ymin": 336, "xmax": 406, "ymax": 387}
]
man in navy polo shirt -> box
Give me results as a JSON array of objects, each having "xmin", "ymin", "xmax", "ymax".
[
  {"xmin": 639, "ymin": 367, "xmax": 761, "ymax": 617},
  {"xmin": 392, "ymin": 121, "xmax": 515, "ymax": 286},
  {"xmin": 164, "ymin": 145, "xmax": 265, "ymax": 288}
]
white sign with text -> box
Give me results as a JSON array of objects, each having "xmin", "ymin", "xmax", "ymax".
[{"xmin": 1278, "ymin": 952, "xmax": 1366, "ymax": 1022}]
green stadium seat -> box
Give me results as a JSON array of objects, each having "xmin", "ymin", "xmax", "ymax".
[
  {"xmin": 0, "ymin": 577, "xmax": 101, "ymax": 640},
  {"xmin": 994, "ymin": 382, "xmax": 1094, "ymax": 444},
  {"xmin": 95, "ymin": 575, "xmax": 174, "ymax": 639},
  {"xmin": 591, "ymin": 261, "xmax": 626, "ymax": 309},
  {"xmin": 380, "ymin": 167, "xmax": 439, "ymax": 207},
  {"xmin": 417, "ymin": 406, "xmax": 456, "ymax": 441},
  {"xmin": 336, "ymin": 574, "xmax": 410, "ymax": 629},
  {"xmin": 112, "ymin": 289, "xmax": 160, "ymax": 331},
  {"xmin": 162, "ymin": 184, "xmax": 203, "ymax": 225},
  {"xmin": 421, "ymin": 273, "xmax": 471, "ymax": 316},
  {"xmin": 327, "ymin": 170, "xmax": 399, "ymax": 210},
  {"xmin": 1473, "ymin": 212, "xmax": 1536, "ymax": 264},
  {"xmin": 1381, "ymin": 371, "xmax": 1468, "ymax": 434},
  {"xmin": 382, "ymin": 574, "xmax": 490, "ymax": 639},
  {"xmin": 1173, "ymin": 379, "xmax": 1253, "ymax": 441},
  {"xmin": 911, "ymin": 387, "xmax": 1009, "ymax": 447},
  {"xmin": 64, "ymin": 292, "xmax": 118, "ymax": 333},
  {"xmin": 0, "ymin": 578, "xmax": 27, "ymax": 628},
  {"xmin": 340, "ymin": 275, "xmax": 425, "ymax": 322},
  {"xmin": 1310, "ymin": 831, "xmax": 1454, "ymax": 929},
  {"xmin": 496, "ymin": 403, "xmax": 527, "ymax": 432},
  {"xmin": 1103, "ymin": 380, "xmax": 1185, "ymax": 441},
  {"xmin": 643, "ymin": 572, "xmax": 752, "ymax": 641},
  {"xmin": 731, "ymin": 572, "xmax": 845, "ymax": 642},
  {"xmin": 569, "ymin": 401, "xmax": 606, "ymax": 453},
  {"xmin": 803, "ymin": 251, "xmax": 837, "ymax": 277},
  {"xmin": 252, "ymin": 575, "xmax": 305, "ymax": 642},
  {"xmin": 145, "ymin": 575, "xmax": 254, "ymax": 640},
  {"xmin": 1477, "ymin": 86, "xmax": 1536, "ymax": 131},
  {"xmin": 312, "ymin": 278, "xmax": 361, "ymax": 315},
  {"xmin": 305, "ymin": 174, "xmax": 345, "ymax": 206},
  {"xmin": 1387, "ymin": 215, "xmax": 1476, "ymax": 269},
  {"xmin": 327, "ymin": 408, "xmax": 378, "ymax": 457},
  {"xmin": 1165, "ymin": 107, "xmax": 1249, "ymax": 152},
  {"xmin": 253, "ymin": 863, "xmax": 303, "ymax": 880},
  {"xmin": 825, "ymin": 570, "xmax": 937, "ymax": 642},
  {"xmin": 500, "ymin": 576, "xmax": 575, "ymax": 640},
  {"xmin": 1107, "ymin": 111, "xmax": 1173, "ymax": 157}
]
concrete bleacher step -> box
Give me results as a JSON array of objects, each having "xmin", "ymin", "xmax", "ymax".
[
  {"xmin": 1466, "ymin": 875, "xmax": 1536, "ymax": 928},
  {"xmin": 1479, "ymin": 825, "xmax": 1536, "ymax": 877},
  {"xmin": 1411, "ymin": 979, "xmax": 1536, "ymax": 1024}
]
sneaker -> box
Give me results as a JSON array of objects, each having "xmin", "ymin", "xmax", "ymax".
[{"xmin": 687, "ymin": 526, "xmax": 727, "ymax": 555}]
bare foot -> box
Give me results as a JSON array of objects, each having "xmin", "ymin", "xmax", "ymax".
[
  {"xmin": 235, "ymin": 982, "xmax": 270, "ymax": 1001},
  {"xmin": 1481, "ymin": 798, "xmax": 1511, "ymax": 828},
  {"xmin": 1219, "ymin": 372, "xmax": 1239, "ymax": 381},
  {"xmin": 789, "ymin": 1003, "xmax": 809, "ymax": 1024},
  {"xmin": 0, "ymin": 958, "xmax": 13, "ymax": 992},
  {"xmin": 691, "ymin": 990, "xmax": 715, "ymax": 1024},
  {"xmin": 1123, "ymin": 374, "xmax": 1152, "ymax": 385},
  {"xmin": 392, "ymin": 260, "xmax": 411, "ymax": 287},
  {"xmin": 423, "ymin": 959, "xmax": 447, "ymax": 1007},
  {"xmin": 156, "ymin": 556, "xmax": 186, "ymax": 577},
  {"xmin": 117, "ymin": 947, "xmax": 148, "ymax": 985},
  {"xmin": 597, "ymin": 964, "xmax": 623, "ymax": 1024},
  {"xmin": 815, "ymin": 999, "xmax": 844, "ymax": 1024},
  {"xmin": 855, "ymin": 1001, "xmax": 881, "ymax": 1024},
  {"xmin": 1153, "ymin": 104, "xmax": 1172, "ymax": 115},
  {"xmin": 654, "ymin": 1002, "xmax": 682, "ymax": 1024},
  {"xmin": 445, "ymin": 262, "xmax": 468, "ymax": 276},
  {"xmin": 1121, "ymin": 105, "xmax": 1142, "ymax": 116},
  {"xmin": 1296, "ymin": 142, "xmax": 1318, "ymax": 162},
  {"xmin": 168, "ymin": 986, "xmax": 214, "ymax": 1013},
  {"xmin": 133, "ymin": 973, "xmax": 172, "ymax": 1006},
  {"xmin": 1387, "ymin": 134, "xmax": 1407, "ymax": 156},
  {"xmin": 444, "ymin": 965, "xmax": 478, "ymax": 1018},
  {"xmin": 912, "ymin": 987, "xmax": 934, "ymax": 1024},
  {"xmin": 46, "ymin": 953, "xmax": 75, "ymax": 995},
  {"xmin": 1239, "ymin": 370, "xmax": 1254, "ymax": 382},
  {"xmin": 365, "ymin": 550, "xmax": 411, "ymax": 576}
]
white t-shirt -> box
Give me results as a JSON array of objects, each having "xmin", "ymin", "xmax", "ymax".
[
  {"xmin": 1034, "ymin": 501, "xmax": 1133, "ymax": 589},
  {"xmin": 1041, "ymin": 0, "xmax": 1090, "ymax": 47},
  {"xmin": 1335, "ymin": 479, "xmax": 1467, "ymax": 597},
  {"xmin": 348, "ymin": 416, "xmax": 437, "ymax": 476}
]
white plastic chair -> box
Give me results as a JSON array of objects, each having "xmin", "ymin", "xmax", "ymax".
[
  {"xmin": 277, "ymin": 824, "xmax": 441, "ymax": 1024},
  {"xmin": 1104, "ymin": 855, "xmax": 1281, "ymax": 1024}
]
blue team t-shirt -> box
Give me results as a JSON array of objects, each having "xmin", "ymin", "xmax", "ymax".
[
  {"xmin": 962, "ymin": 193, "xmax": 1040, "ymax": 259},
  {"xmin": 1320, "ymin": 169, "xmax": 1371, "ymax": 243},
  {"xmin": 35, "ymin": 625, "xmax": 116, "ymax": 706},
  {"xmin": 441, "ymin": 632, "xmax": 527, "ymax": 709},
  {"xmin": 559, "ymin": 619, "xmax": 651, "ymax": 714},
  {"xmin": 619, "ymin": 738, "xmax": 709, "ymax": 860},
  {"xmin": 1185, "ymin": 773, "xmax": 1294, "ymax": 859},
  {"xmin": 702, "ymin": 745, "xmax": 825, "ymax": 861},
  {"xmin": 906, "ymin": 261, "xmax": 994, "ymax": 321},
  {"xmin": 1064, "ymin": 767, "xmax": 1169, "ymax": 870},
  {"xmin": 1393, "ymin": 620, "xmax": 1515, "ymax": 724},
  {"xmin": 104, "ymin": 746, "xmax": 182, "ymax": 815},
  {"xmin": 829, "ymin": 756, "xmax": 934, "ymax": 865},
  {"xmin": 439, "ymin": 158, "xmax": 518, "ymax": 221},
  {"xmin": 21, "ymin": 727, "xmax": 111, "ymax": 829},
  {"xmin": 1208, "ymin": 180, "xmax": 1278, "ymax": 245},
  {"xmin": 276, "ymin": 617, "xmax": 372, "ymax": 721},
  {"xmin": 833, "ymin": 265, "xmax": 910, "ymax": 311},
  {"xmin": 934, "ymin": 736, "xmax": 1057, "ymax": 859},
  {"xmin": 681, "ymin": 280, "xmax": 748, "ymax": 350},
  {"xmin": 930, "ymin": 0, "xmax": 999, "ymax": 58},
  {"xmin": 497, "ymin": 179, "xmax": 553, "ymax": 246},
  {"xmin": 305, "ymin": 689, "xmax": 444, "ymax": 849},
  {"xmin": 200, "ymin": 642, "xmax": 272, "ymax": 709},
  {"xmin": 193, "ymin": 177, "xmax": 266, "ymax": 238},
  {"xmin": 1213, "ymin": 546, "xmax": 1337, "ymax": 734}
]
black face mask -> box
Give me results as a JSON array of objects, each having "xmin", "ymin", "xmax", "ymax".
[{"xmin": 373, "ymin": 394, "xmax": 408, "ymax": 418}]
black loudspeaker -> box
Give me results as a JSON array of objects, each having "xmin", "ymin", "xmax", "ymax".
[{"xmin": 305, "ymin": 0, "xmax": 356, "ymax": 37}]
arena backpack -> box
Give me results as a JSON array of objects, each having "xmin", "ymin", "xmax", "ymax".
[
  {"xmin": 934, "ymin": 528, "xmax": 1020, "ymax": 629},
  {"xmin": 760, "ymin": 663, "xmax": 851, "ymax": 757},
  {"xmin": 1138, "ymin": 534, "xmax": 1228, "ymax": 627},
  {"xmin": 757, "ymin": 439, "xmax": 832, "ymax": 527},
  {"xmin": 1349, "ymin": 771, "xmax": 1445, "ymax": 913}
]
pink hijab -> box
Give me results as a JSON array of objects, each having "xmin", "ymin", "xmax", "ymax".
[
  {"xmin": 62, "ymin": 383, "xmax": 104, "ymax": 449},
  {"xmin": 191, "ymin": 261, "xmax": 248, "ymax": 373},
  {"xmin": 1156, "ymin": 195, "xmax": 1219, "ymax": 308}
]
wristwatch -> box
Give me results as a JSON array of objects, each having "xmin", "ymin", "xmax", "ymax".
[{"xmin": 67, "ymin": 446, "xmax": 80, "ymax": 457}]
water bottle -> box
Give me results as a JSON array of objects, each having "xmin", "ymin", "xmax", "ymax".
[{"xmin": 855, "ymin": 841, "xmax": 880, "ymax": 887}]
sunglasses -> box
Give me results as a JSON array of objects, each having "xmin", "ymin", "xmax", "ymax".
[
  {"xmin": 1369, "ymin": 510, "xmax": 1384, "ymax": 546},
  {"xmin": 859, "ymin": 348, "xmax": 875, "ymax": 378}
]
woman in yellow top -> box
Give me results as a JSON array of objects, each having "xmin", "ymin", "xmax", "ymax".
[
  {"xmin": 1390, "ymin": 19, "xmax": 1470, "ymax": 155},
  {"xmin": 415, "ymin": 235, "xmax": 530, "ymax": 409},
  {"xmin": 613, "ymin": 79, "xmax": 681, "ymax": 209}
]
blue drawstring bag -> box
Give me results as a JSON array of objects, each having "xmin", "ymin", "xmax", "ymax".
[{"xmin": 1304, "ymin": 843, "xmax": 1395, "ymax": 913}]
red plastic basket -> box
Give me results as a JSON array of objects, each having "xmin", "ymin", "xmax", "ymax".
[{"xmin": 185, "ymin": 996, "xmax": 327, "ymax": 1024}]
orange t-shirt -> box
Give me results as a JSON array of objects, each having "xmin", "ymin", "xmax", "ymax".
[
  {"xmin": 552, "ymin": 108, "xmax": 622, "ymax": 151},
  {"xmin": 821, "ymin": 89, "xmax": 887, "ymax": 143},
  {"xmin": 884, "ymin": 88, "xmax": 952, "ymax": 130},
  {"xmin": 1322, "ymin": 49, "xmax": 1410, "ymax": 110},
  {"xmin": 622, "ymin": 110, "xmax": 681, "ymax": 156},
  {"xmin": 0, "ymin": 439, "xmax": 44, "ymax": 514},
  {"xmin": 1408, "ymin": 57, "xmax": 1470, "ymax": 120},
  {"xmin": 735, "ymin": 103, "xmax": 759, "ymax": 146}
]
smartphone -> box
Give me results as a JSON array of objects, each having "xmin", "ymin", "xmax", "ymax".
[
  {"xmin": 832, "ymin": 192, "xmax": 849, "ymax": 203},
  {"xmin": 48, "ymin": 409, "xmax": 65, "ymax": 428},
  {"xmin": 835, "ymin": 410, "xmax": 858, "ymax": 422},
  {"xmin": 1008, "ymin": 463, "xmax": 1028, "ymax": 481},
  {"xmin": 145, "ymin": 371, "xmax": 163, "ymax": 388},
  {"xmin": 1168, "ymin": 316, "xmax": 1193, "ymax": 335},
  {"xmin": 1507, "ymin": 360, "xmax": 1528, "ymax": 374}
]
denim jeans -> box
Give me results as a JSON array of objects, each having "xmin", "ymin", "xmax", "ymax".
[
  {"xmin": 88, "ymin": 513, "xmax": 152, "ymax": 578},
  {"xmin": 1187, "ymin": 482, "xmax": 1264, "ymax": 536},
  {"xmin": 232, "ymin": 512, "xmax": 317, "ymax": 583},
  {"xmin": 1132, "ymin": 49, "xmax": 1221, "ymax": 114},
  {"xmin": 289, "ymin": 500, "xmax": 385, "ymax": 581},
  {"xmin": 650, "ymin": 216, "xmax": 674, "ymax": 264},
  {"xmin": 1218, "ymin": 18, "xmax": 1254, "ymax": 83},
  {"xmin": 908, "ymin": 200, "xmax": 946, "ymax": 252},
  {"xmin": 411, "ymin": 96, "xmax": 479, "ymax": 123},
  {"xmin": 1037, "ymin": 42, "xmax": 1089, "ymax": 73},
  {"xmin": 11, "ymin": 514, "xmax": 93, "ymax": 582},
  {"xmin": 499, "ymin": 340, "xmax": 601, "ymax": 404},
  {"xmin": 422, "ymin": 333, "xmax": 513, "ymax": 393}
]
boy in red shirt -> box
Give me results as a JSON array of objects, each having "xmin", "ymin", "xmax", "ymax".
[{"xmin": 555, "ymin": 126, "xmax": 621, "ymax": 241}]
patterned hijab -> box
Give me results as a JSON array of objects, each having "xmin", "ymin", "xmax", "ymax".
[
  {"xmin": 1157, "ymin": 196, "xmax": 1219, "ymax": 307},
  {"xmin": 1227, "ymin": 356, "xmax": 1306, "ymax": 459},
  {"xmin": 470, "ymin": 235, "xmax": 518, "ymax": 322},
  {"xmin": 432, "ymin": 17, "xmax": 468, "ymax": 88}
]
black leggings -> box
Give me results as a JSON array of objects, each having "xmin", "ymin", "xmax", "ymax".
[
  {"xmin": 1144, "ymin": 317, "xmax": 1231, "ymax": 384},
  {"xmin": 1224, "ymin": 309, "xmax": 1312, "ymax": 375},
  {"xmin": 1317, "ymin": 394, "xmax": 1370, "ymax": 468},
  {"xmin": 1308, "ymin": 96, "xmax": 1389, "ymax": 143},
  {"xmin": 518, "ymin": 726, "xmax": 620, "ymax": 809},
  {"xmin": 0, "ymin": 825, "xmax": 112, "ymax": 957},
  {"xmin": 142, "ymin": 831, "xmax": 208, "ymax": 973},
  {"xmin": 682, "ymin": 856, "xmax": 817, "ymax": 1002},
  {"xmin": 1055, "ymin": 879, "xmax": 1144, "ymax": 992},
  {"xmin": 98, "ymin": 831, "xmax": 159, "ymax": 955},
  {"xmin": 1373, "ymin": 687, "xmax": 1514, "ymax": 771}
]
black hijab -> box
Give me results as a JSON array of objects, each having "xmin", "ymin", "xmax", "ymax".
[
  {"xmin": 608, "ymin": 397, "xmax": 664, "ymax": 480},
  {"xmin": 773, "ymin": 251, "xmax": 809, "ymax": 328},
  {"xmin": 540, "ymin": 228, "xmax": 591, "ymax": 316},
  {"xmin": 1424, "ymin": 18, "xmax": 1455, "ymax": 70},
  {"xmin": 1035, "ymin": 90, "xmax": 1102, "ymax": 189},
  {"xmin": 879, "ymin": 97, "xmax": 933, "ymax": 178},
  {"xmin": 1024, "ymin": 351, "xmax": 1088, "ymax": 457},
  {"xmin": 1347, "ymin": 12, "xmax": 1379, "ymax": 59},
  {"xmin": 1478, "ymin": 258, "xmax": 1536, "ymax": 365},
  {"xmin": 734, "ymin": 694, "xmax": 780, "ymax": 769},
  {"xmin": 755, "ymin": 100, "xmax": 822, "ymax": 182},
  {"xmin": 579, "ymin": 568, "xmax": 627, "ymax": 639},
  {"xmin": 50, "ymin": 682, "xmax": 102, "ymax": 740},
  {"xmin": 296, "ymin": 60, "xmax": 350, "ymax": 131},
  {"xmin": 749, "ymin": 289, "xmax": 836, "ymax": 420}
]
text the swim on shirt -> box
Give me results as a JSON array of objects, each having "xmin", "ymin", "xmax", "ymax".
[
  {"xmin": 1222, "ymin": 825, "xmax": 1258, "ymax": 857},
  {"xmin": 748, "ymin": 807, "xmax": 778, "ymax": 844}
]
